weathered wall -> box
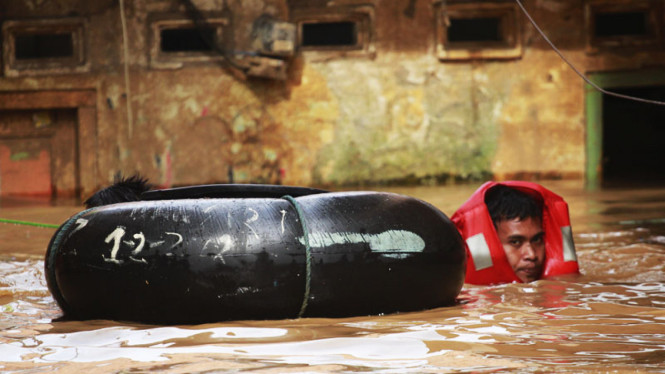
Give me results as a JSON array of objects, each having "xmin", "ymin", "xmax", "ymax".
[{"xmin": 0, "ymin": 0, "xmax": 663, "ymax": 196}]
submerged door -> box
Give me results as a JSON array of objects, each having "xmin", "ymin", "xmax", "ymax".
[{"xmin": 0, "ymin": 109, "xmax": 78, "ymax": 197}]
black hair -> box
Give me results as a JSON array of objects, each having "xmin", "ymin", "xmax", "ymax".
[
  {"xmin": 84, "ymin": 174, "xmax": 152, "ymax": 208},
  {"xmin": 484, "ymin": 184, "xmax": 543, "ymax": 227}
]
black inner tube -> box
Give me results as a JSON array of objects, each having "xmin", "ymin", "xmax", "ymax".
[{"xmin": 141, "ymin": 184, "xmax": 328, "ymax": 200}]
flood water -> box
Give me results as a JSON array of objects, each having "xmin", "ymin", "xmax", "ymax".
[{"xmin": 1, "ymin": 181, "xmax": 664, "ymax": 373}]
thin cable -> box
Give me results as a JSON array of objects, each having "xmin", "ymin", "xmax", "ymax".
[
  {"xmin": 282, "ymin": 195, "xmax": 312, "ymax": 318},
  {"xmin": 119, "ymin": 0, "xmax": 134, "ymax": 137},
  {"xmin": 515, "ymin": 0, "xmax": 665, "ymax": 106}
]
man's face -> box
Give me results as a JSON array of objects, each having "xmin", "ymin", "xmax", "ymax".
[{"xmin": 495, "ymin": 217, "xmax": 545, "ymax": 282}]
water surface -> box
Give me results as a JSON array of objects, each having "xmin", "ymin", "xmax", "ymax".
[{"xmin": 1, "ymin": 181, "xmax": 664, "ymax": 373}]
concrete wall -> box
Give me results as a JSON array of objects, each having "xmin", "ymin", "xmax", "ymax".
[{"xmin": 0, "ymin": 0, "xmax": 662, "ymax": 197}]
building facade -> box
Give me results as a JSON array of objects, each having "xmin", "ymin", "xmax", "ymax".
[{"xmin": 1, "ymin": 0, "xmax": 664, "ymax": 198}]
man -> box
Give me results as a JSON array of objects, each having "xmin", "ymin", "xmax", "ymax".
[
  {"xmin": 84, "ymin": 174, "xmax": 152, "ymax": 208},
  {"xmin": 451, "ymin": 181, "xmax": 579, "ymax": 285},
  {"xmin": 485, "ymin": 185, "xmax": 545, "ymax": 283}
]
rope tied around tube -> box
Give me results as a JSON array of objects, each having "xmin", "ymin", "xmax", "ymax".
[{"xmin": 281, "ymin": 195, "xmax": 312, "ymax": 319}]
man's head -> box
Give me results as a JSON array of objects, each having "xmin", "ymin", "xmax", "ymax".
[
  {"xmin": 84, "ymin": 174, "xmax": 152, "ymax": 208},
  {"xmin": 485, "ymin": 185, "xmax": 545, "ymax": 282}
]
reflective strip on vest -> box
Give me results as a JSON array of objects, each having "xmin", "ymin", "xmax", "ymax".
[
  {"xmin": 561, "ymin": 226, "xmax": 577, "ymax": 262},
  {"xmin": 467, "ymin": 233, "xmax": 493, "ymax": 270}
]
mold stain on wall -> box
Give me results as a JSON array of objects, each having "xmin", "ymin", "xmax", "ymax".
[{"xmin": 309, "ymin": 56, "xmax": 508, "ymax": 185}]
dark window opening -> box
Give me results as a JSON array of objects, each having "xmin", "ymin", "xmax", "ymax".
[
  {"xmin": 301, "ymin": 21, "xmax": 357, "ymax": 47},
  {"xmin": 602, "ymin": 85, "xmax": 665, "ymax": 185},
  {"xmin": 14, "ymin": 33, "xmax": 74, "ymax": 60},
  {"xmin": 595, "ymin": 11, "xmax": 647, "ymax": 37},
  {"xmin": 448, "ymin": 17, "xmax": 502, "ymax": 42},
  {"xmin": 160, "ymin": 27, "xmax": 216, "ymax": 52}
]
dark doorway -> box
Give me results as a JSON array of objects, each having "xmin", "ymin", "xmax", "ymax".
[{"xmin": 602, "ymin": 86, "xmax": 665, "ymax": 185}]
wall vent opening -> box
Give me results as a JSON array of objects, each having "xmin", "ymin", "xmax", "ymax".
[
  {"xmin": 2, "ymin": 18, "xmax": 87, "ymax": 76},
  {"xmin": 585, "ymin": 1, "xmax": 662, "ymax": 53},
  {"xmin": 436, "ymin": 2, "xmax": 522, "ymax": 61},
  {"xmin": 148, "ymin": 15, "xmax": 227, "ymax": 69},
  {"xmin": 15, "ymin": 33, "xmax": 74, "ymax": 60},
  {"xmin": 291, "ymin": 5, "xmax": 374, "ymax": 59},
  {"xmin": 594, "ymin": 11, "xmax": 647, "ymax": 37},
  {"xmin": 301, "ymin": 21, "xmax": 357, "ymax": 47},
  {"xmin": 447, "ymin": 17, "xmax": 502, "ymax": 43},
  {"xmin": 160, "ymin": 27, "xmax": 216, "ymax": 52}
]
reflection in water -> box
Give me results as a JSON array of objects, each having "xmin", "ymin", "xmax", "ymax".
[{"xmin": 1, "ymin": 181, "xmax": 665, "ymax": 372}]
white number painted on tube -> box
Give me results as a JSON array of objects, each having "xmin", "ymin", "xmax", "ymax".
[
  {"xmin": 244, "ymin": 208, "xmax": 260, "ymax": 239},
  {"xmin": 166, "ymin": 232, "xmax": 183, "ymax": 249},
  {"xmin": 73, "ymin": 218, "xmax": 88, "ymax": 233},
  {"xmin": 199, "ymin": 235, "xmax": 235, "ymax": 263},
  {"xmin": 214, "ymin": 234, "xmax": 235, "ymax": 263},
  {"xmin": 131, "ymin": 232, "xmax": 145, "ymax": 255},
  {"xmin": 280, "ymin": 210, "xmax": 287, "ymax": 234},
  {"xmin": 104, "ymin": 226, "xmax": 126, "ymax": 264},
  {"xmin": 103, "ymin": 228, "xmax": 151, "ymax": 264}
]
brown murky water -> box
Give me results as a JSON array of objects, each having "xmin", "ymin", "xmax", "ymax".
[{"xmin": 1, "ymin": 181, "xmax": 664, "ymax": 373}]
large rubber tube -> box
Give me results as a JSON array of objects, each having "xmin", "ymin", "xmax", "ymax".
[{"xmin": 45, "ymin": 190, "xmax": 465, "ymax": 324}]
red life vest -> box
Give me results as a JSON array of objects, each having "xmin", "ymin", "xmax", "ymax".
[{"xmin": 451, "ymin": 181, "xmax": 579, "ymax": 285}]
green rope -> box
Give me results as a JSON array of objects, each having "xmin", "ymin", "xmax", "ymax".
[
  {"xmin": 282, "ymin": 195, "xmax": 312, "ymax": 319},
  {"xmin": 0, "ymin": 218, "xmax": 60, "ymax": 229}
]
